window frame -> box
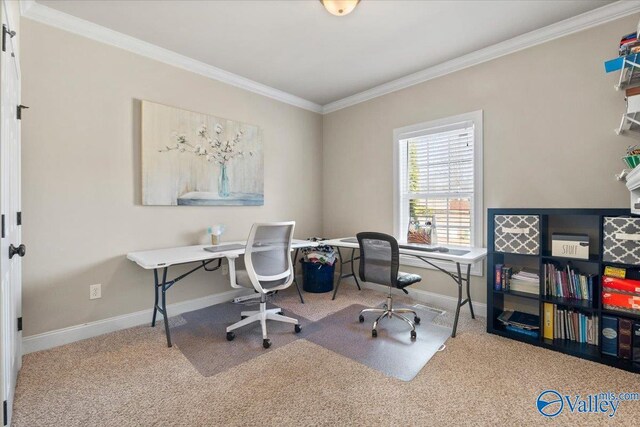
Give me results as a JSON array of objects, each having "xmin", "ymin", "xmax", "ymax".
[{"xmin": 392, "ymin": 110, "xmax": 484, "ymax": 276}]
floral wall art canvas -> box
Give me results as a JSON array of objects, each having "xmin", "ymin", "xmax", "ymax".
[{"xmin": 141, "ymin": 101, "xmax": 264, "ymax": 206}]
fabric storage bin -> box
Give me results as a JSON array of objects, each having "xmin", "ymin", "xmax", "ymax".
[
  {"xmin": 301, "ymin": 261, "xmax": 335, "ymax": 293},
  {"xmin": 494, "ymin": 215, "xmax": 540, "ymax": 255},
  {"xmin": 603, "ymin": 217, "xmax": 640, "ymax": 265}
]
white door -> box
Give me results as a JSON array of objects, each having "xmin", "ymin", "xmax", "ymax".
[{"xmin": 0, "ymin": 1, "xmax": 22, "ymax": 425}]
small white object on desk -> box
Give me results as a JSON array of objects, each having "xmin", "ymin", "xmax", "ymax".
[{"xmin": 207, "ymin": 224, "xmax": 226, "ymax": 245}]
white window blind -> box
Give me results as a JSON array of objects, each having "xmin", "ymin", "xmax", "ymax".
[{"xmin": 399, "ymin": 122, "xmax": 475, "ymax": 247}]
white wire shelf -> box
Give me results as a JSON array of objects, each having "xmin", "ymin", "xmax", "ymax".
[
  {"xmin": 615, "ymin": 57, "xmax": 640, "ymax": 91},
  {"xmin": 615, "ymin": 111, "xmax": 640, "ymax": 135}
]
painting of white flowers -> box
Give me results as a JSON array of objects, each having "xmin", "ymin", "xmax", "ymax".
[{"xmin": 141, "ymin": 101, "xmax": 264, "ymax": 206}]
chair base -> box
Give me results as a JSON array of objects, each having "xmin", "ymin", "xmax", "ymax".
[
  {"xmin": 226, "ymin": 301, "xmax": 299, "ymax": 340},
  {"xmin": 359, "ymin": 295, "xmax": 419, "ymax": 338}
]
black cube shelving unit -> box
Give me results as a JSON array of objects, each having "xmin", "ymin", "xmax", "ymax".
[{"xmin": 487, "ymin": 208, "xmax": 640, "ymax": 374}]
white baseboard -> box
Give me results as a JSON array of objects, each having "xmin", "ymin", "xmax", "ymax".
[
  {"xmin": 22, "ymin": 288, "xmax": 252, "ymax": 355},
  {"xmin": 22, "ymin": 281, "xmax": 485, "ymax": 354},
  {"xmin": 358, "ymin": 281, "xmax": 487, "ymax": 318}
]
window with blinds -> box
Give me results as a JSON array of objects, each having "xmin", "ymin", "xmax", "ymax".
[{"xmin": 398, "ymin": 121, "xmax": 476, "ymax": 247}]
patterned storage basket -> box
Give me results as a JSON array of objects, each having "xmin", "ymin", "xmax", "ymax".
[
  {"xmin": 494, "ymin": 215, "xmax": 540, "ymax": 255},
  {"xmin": 603, "ymin": 217, "xmax": 640, "ymax": 265}
]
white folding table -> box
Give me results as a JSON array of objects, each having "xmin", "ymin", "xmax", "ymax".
[
  {"xmin": 127, "ymin": 239, "xmax": 316, "ymax": 347},
  {"xmin": 322, "ymin": 238, "xmax": 487, "ymax": 338}
]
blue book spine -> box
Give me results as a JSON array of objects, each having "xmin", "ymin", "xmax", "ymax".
[
  {"xmin": 505, "ymin": 325, "xmax": 539, "ymax": 339},
  {"xmin": 602, "ymin": 316, "xmax": 619, "ymax": 356},
  {"xmin": 578, "ymin": 275, "xmax": 584, "ymax": 300},
  {"xmin": 495, "ymin": 264, "xmax": 503, "ymax": 291}
]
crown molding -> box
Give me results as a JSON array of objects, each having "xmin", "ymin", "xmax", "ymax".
[
  {"xmin": 19, "ymin": 0, "xmax": 640, "ymax": 115},
  {"xmin": 322, "ymin": 0, "xmax": 640, "ymax": 114},
  {"xmin": 18, "ymin": 0, "xmax": 323, "ymax": 113}
]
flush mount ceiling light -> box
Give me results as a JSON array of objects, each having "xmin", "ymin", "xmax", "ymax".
[{"xmin": 320, "ymin": 0, "xmax": 360, "ymax": 17}]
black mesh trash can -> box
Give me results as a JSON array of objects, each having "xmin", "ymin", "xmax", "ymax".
[{"xmin": 301, "ymin": 261, "xmax": 335, "ymax": 293}]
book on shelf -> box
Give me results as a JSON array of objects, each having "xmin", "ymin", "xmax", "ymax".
[
  {"xmin": 601, "ymin": 315, "xmax": 638, "ymax": 361},
  {"xmin": 502, "ymin": 266, "xmax": 512, "ymax": 291},
  {"xmin": 602, "ymin": 316, "xmax": 619, "ymax": 357},
  {"xmin": 509, "ymin": 279, "xmax": 538, "ymax": 295},
  {"xmin": 494, "ymin": 265, "xmax": 535, "ymax": 292},
  {"xmin": 633, "ymin": 322, "xmax": 640, "ymax": 364},
  {"xmin": 548, "ymin": 304, "xmax": 598, "ymax": 345},
  {"xmin": 626, "ymin": 86, "xmax": 640, "ymax": 97},
  {"xmin": 543, "ymin": 303, "xmax": 553, "ymax": 339},
  {"xmin": 543, "ymin": 262, "xmax": 594, "ymax": 302},
  {"xmin": 603, "ymin": 266, "xmax": 640, "ymax": 281},
  {"xmin": 602, "ymin": 291, "xmax": 640, "ymax": 316},
  {"xmin": 604, "ymin": 266, "xmax": 627, "ymax": 279},
  {"xmin": 494, "ymin": 264, "xmax": 503, "ymax": 291},
  {"xmin": 602, "ymin": 276, "xmax": 640, "ymax": 295},
  {"xmin": 602, "ymin": 275, "xmax": 640, "ymax": 314},
  {"xmin": 498, "ymin": 310, "xmax": 539, "ymax": 330},
  {"xmin": 619, "ymin": 318, "xmax": 633, "ymax": 360},
  {"xmin": 505, "ymin": 325, "xmax": 539, "ymax": 339},
  {"xmin": 511, "ymin": 268, "xmax": 539, "ymax": 283}
]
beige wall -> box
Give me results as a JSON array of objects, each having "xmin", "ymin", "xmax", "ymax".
[
  {"xmin": 21, "ymin": 13, "xmax": 639, "ymax": 337},
  {"xmin": 322, "ymin": 14, "xmax": 640, "ymax": 305},
  {"xmin": 20, "ymin": 20, "xmax": 323, "ymax": 336}
]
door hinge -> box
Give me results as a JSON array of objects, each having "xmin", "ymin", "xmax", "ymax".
[
  {"xmin": 17, "ymin": 317, "xmax": 22, "ymax": 332},
  {"xmin": 16, "ymin": 105, "xmax": 28, "ymax": 120},
  {"xmin": 3, "ymin": 400, "xmax": 6, "ymax": 426},
  {"xmin": 1, "ymin": 215, "xmax": 4, "ymax": 238},
  {"xmin": 16, "ymin": 212, "xmax": 21, "ymax": 226},
  {"xmin": 2, "ymin": 25, "xmax": 15, "ymax": 53}
]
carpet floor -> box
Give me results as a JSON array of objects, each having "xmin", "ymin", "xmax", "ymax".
[{"xmin": 12, "ymin": 284, "xmax": 640, "ymax": 426}]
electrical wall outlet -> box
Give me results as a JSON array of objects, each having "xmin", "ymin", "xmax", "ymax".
[
  {"xmin": 222, "ymin": 264, "xmax": 229, "ymax": 275},
  {"xmin": 90, "ymin": 284, "xmax": 101, "ymax": 300}
]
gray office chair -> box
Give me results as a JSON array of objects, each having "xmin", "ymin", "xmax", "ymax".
[
  {"xmin": 226, "ymin": 222, "xmax": 301, "ymax": 349},
  {"xmin": 356, "ymin": 232, "xmax": 422, "ymax": 340}
]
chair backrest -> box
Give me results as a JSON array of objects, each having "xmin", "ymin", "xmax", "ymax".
[
  {"xmin": 356, "ymin": 232, "xmax": 399, "ymax": 287},
  {"xmin": 244, "ymin": 222, "xmax": 295, "ymax": 289}
]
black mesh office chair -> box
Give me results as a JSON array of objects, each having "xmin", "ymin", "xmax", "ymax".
[{"xmin": 356, "ymin": 232, "xmax": 422, "ymax": 340}]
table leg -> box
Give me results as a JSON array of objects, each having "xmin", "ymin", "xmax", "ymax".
[
  {"xmin": 149, "ymin": 259, "xmax": 222, "ymax": 348},
  {"xmin": 351, "ymin": 248, "xmax": 361, "ymax": 290},
  {"xmin": 466, "ymin": 263, "xmax": 475, "ymax": 319},
  {"xmin": 151, "ymin": 269, "xmax": 159, "ymax": 327},
  {"xmin": 331, "ymin": 247, "xmax": 344, "ymax": 300},
  {"xmin": 160, "ymin": 268, "xmax": 172, "ymax": 347},
  {"xmin": 292, "ymin": 248, "xmax": 305, "ymax": 304},
  {"xmin": 452, "ymin": 262, "xmax": 463, "ymax": 338}
]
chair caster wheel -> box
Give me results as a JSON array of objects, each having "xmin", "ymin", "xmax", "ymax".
[
  {"xmin": 226, "ymin": 332, "xmax": 235, "ymax": 341},
  {"xmin": 411, "ymin": 331, "xmax": 417, "ymax": 340},
  {"xmin": 358, "ymin": 315, "xmax": 364, "ymax": 323},
  {"xmin": 372, "ymin": 329, "xmax": 377, "ymax": 338},
  {"xmin": 240, "ymin": 315, "xmax": 247, "ymax": 320},
  {"xmin": 263, "ymin": 339, "xmax": 271, "ymax": 349},
  {"xmin": 414, "ymin": 316, "xmax": 421, "ymax": 325},
  {"xmin": 295, "ymin": 324, "xmax": 301, "ymax": 333}
]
